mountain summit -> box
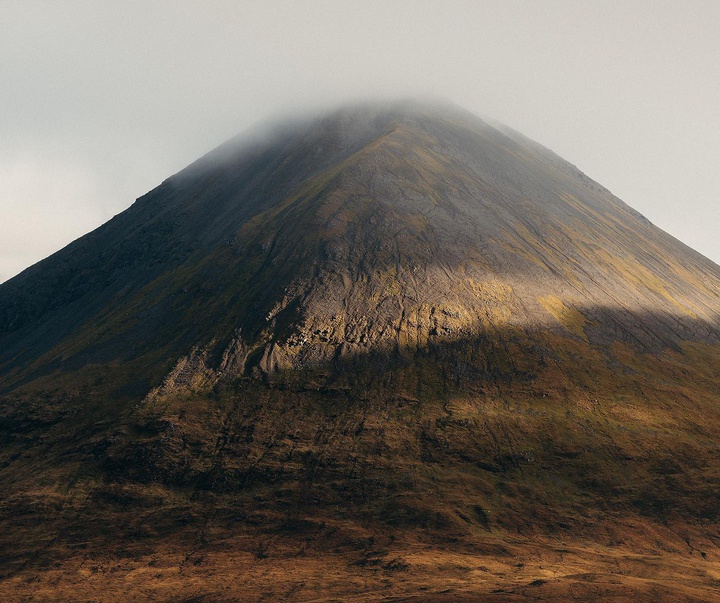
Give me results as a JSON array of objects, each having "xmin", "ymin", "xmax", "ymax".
[{"xmin": 2, "ymin": 101, "xmax": 720, "ymax": 602}]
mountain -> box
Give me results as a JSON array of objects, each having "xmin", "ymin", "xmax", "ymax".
[{"xmin": 2, "ymin": 100, "xmax": 720, "ymax": 602}]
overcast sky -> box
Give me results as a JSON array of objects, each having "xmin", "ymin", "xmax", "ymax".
[{"xmin": 1, "ymin": 1, "xmax": 719, "ymax": 282}]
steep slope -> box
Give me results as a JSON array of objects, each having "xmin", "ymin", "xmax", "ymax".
[
  {"xmin": 2, "ymin": 101, "xmax": 719, "ymax": 396},
  {"xmin": 2, "ymin": 101, "xmax": 720, "ymax": 602}
]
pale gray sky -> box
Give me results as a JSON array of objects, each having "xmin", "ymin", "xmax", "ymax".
[{"xmin": 1, "ymin": 0, "xmax": 719, "ymax": 282}]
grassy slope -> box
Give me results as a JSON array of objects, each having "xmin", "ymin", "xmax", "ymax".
[{"xmin": 2, "ymin": 330, "xmax": 720, "ymax": 601}]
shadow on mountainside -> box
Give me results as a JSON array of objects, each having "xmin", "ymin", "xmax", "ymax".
[{"xmin": 1, "ymin": 307, "xmax": 720, "ymax": 582}]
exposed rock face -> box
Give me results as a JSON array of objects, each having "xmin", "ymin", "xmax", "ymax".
[{"xmin": 1, "ymin": 100, "xmax": 720, "ymax": 602}]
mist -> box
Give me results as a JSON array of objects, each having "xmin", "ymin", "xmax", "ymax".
[{"xmin": 2, "ymin": 0, "xmax": 719, "ymax": 282}]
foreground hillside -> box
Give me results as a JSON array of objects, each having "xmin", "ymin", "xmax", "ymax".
[{"xmin": 1, "ymin": 101, "xmax": 720, "ymax": 601}]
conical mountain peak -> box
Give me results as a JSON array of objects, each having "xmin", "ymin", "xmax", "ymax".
[
  {"xmin": 2, "ymin": 101, "xmax": 720, "ymax": 390},
  {"xmin": 2, "ymin": 101, "xmax": 720, "ymax": 601}
]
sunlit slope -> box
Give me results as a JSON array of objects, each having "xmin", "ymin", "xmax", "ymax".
[{"xmin": 1, "ymin": 101, "xmax": 720, "ymax": 602}]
